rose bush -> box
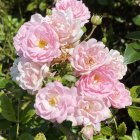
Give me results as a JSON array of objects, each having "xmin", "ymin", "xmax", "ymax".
[{"xmin": 0, "ymin": 0, "xmax": 140, "ymax": 140}]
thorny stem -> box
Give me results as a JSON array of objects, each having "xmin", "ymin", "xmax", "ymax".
[
  {"xmin": 16, "ymin": 99, "xmax": 20, "ymax": 139},
  {"xmin": 113, "ymin": 116, "xmax": 118, "ymax": 130},
  {"xmin": 110, "ymin": 111, "xmax": 118, "ymax": 130},
  {"xmin": 128, "ymin": 106, "xmax": 140, "ymax": 110},
  {"xmin": 84, "ymin": 25, "xmax": 97, "ymax": 41}
]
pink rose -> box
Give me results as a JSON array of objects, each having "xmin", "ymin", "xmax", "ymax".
[
  {"xmin": 47, "ymin": 9, "xmax": 83, "ymax": 46},
  {"xmin": 73, "ymin": 95, "xmax": 111, "ymax": 126},
  {"xmin": 14, "ymin": 14, "xmax": 61, "ymax": 63},
  {"xmin": 101, "ymin": 50, "xmax": 127, "ymax": 80},
  {"xmin": 81, "ymin": 125, "xmax": 94, "ymax": 140},
  {"xmin": 81, "ymin": 123, "xmax": 101, "ymax": 139},
  {"xmin": 55, "ymin": 0, "xmax": 90, "ymax": 26},
  {"xmin": 10, "ymin": 57, "xmax": 50, "ymax": 94},
  {"xmin": 76, "ymin": 69, "xmax": 115, "ymax": 97},
  {"xmin": 107, "ymin": 82, "xmax": 132, "ymax": 108},
  {"xmin": 70, "ymin": 39, "xmax": 110, "ymax": 75},
  {"xmin": 34, "ymin": 82, "xmax": 77, "ymax": 123}
]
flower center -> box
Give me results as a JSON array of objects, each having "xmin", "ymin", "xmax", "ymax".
[
  {"xmin": 94, "ymin": 74, "xmax": 101, "ymax": 81},
  {"xmin": 38, "ymin": 39, "xmax": 47, "ymax": 48},
  {"xmin": 92, "ymin": 73, "xmax": 102, "ymax": 84},
  {"xmin": 85, "ymin": 57, "xmax": 94, "ymax": 66},
  {"xmin": 84, "ymin": 104, "xmax": 90, "ymax": 111},
  {"xmin": 48, "ymin": 97, "xmax": 57, "ymax": 106}
]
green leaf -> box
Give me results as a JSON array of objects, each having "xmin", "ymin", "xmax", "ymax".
[
  {"xmin": 20, "ymin": 102, "xmax": 35, "ymax": 124},
  {"xmin": 132, "ymin": 129, "xmax": 140, "ymax": 140},
  {"xmin": 0, "ymin": 119, "xmax": 11, "ymax": 130},
  {"xmin": 126, "ymin": 31, "xmax": 140, "ymax": 40},
  {"xmin": 62, "ymin": 75, "xmax": 77, "ymax": 83},
  {"xmin": 0, "ymin": 64, "xmax": 4, "ymax": 76},
  {"xmin": 117, "ymin": 122, "xmax": 127, "ymax": 136},
  {"xmin": 21, "ymin": 109, "xmax": 35, "ymax": 123},
  {"xmin": 26, "ymin": 2, "xmax": 37, "ymax": 11},
  {"xmin": 59, "ymin": 136, "xmax": 67, "ymax": 140},
  {"xmin": 34, "ymin": 133, "xmax": 46, "ymax": 140},
  {"xmin": 0, "ymin": 93, "xmax": 16, "ymax": 122},
  {"xmin": 39, "ymin": 2, "xmax": 47, "ymax": 11},
  {"xmin": 132, "ymin": 15, "xmax": 140, "ymax": 26},
  {"xmin": 93, "ymin": 135, "xmax": 107, "ymax": 140},
  {"xmin": 128, "ymin": 108, "xmax": 140, "ymax": 122},
  {"xmin": 19, "ymin": 133, "xmax": 34, "ymax": 140},
  {"xmin": 101, "ymin": 126, "xmax": 112, "ymax": 136},
  {"xmin": 130, "ymin": 86, "xmax": 140, "ymax": 98},
  {"xmin": 124, "ymin": 42, "xmax": 140, "ymax": 64},
  {"xmin": 62, "ymin": 136, "xmax": 67, "ymax": 140},
  {"xmin": 119, "ymin": 135, "xmax": 132, "ymax": 140},
  {"xmin": 0, "ymin": 77, "xmax": 9, "ymax": 88}
]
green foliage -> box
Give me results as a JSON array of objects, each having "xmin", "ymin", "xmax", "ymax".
[
  {"xmin": 132, "ymin": 129, "xmax": 140, "ymax": 140},
  {"xmin": 39, "ymin": 2, "xmax": 47, "ymax": 11},
  {"xmin": 126, "ymin": 31, "xmax": 140, "ymax": 40},
  {"xmin": 26, "ymin": 0, "xmax": 48, "ymax": 12},
  {"xmin": 0, "ymin": 0, "xmax": 139, "ymax": 139},
  {"xmin": 101, "ymin": 126, "xmax": 112, "ymax": 136},
  {"xmin": 20, "ymin": 108, "xmax": 35, "ymax": 124},
  {"xmin": 132, "ymin": 15, "xmax": 140, "ymax": 26},
  {"xmin": 0, "ymin": 93, "xmax": 16, "ymax": 122},
  {"xmin": 117, "ymin": 122, "xmax": 127, "ymax": 136},
  {"xmin": 119, "ymin": 135, "xmax": 132, "ymax": 140},
  {"xmin": 26, "ymin": 2, "xmax": 37, "ymax": 11},
  {"xmin": 124, "ymin": 43, "xmax": 140, "ymax": 64},
  {"xmin": 0, "ymin": 118, "xmax": 11, "ymax": 130},
  {"xmin": 130, "ymin": 86, "xmax": 140, "ymax": 98},
  {"xmin": 19, "ymin": 133, "xmax": 34, "ymax": 140},
  {"xmin": 0, "ymin": 77, "xmax": 10, "ymax": 89},
  {"xmin": 93, "ymin": 135, "xmax": 107, "ymax": 140},
  {"xmin": 128, "ymin": 108, "xmax": 140, "ymax": 122}
]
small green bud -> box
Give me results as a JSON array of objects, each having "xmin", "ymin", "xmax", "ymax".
[
  {"xmin": 82, "ymin": 26, "xmax": 87, "ymax": 33},
  {"xmin": 91, "ymin": 15, "xmax": 102, "ymax": 26},
  {"xmin": 46, "ymin": 8, "xmax": 52, "ymax": 15},
  {"xmin": 34, "ymin": 133, "xmax": 46, "ymax": 140},
  {"xmin": 102, "ymin": 37, "xmax": 107, "ymax": 44}
]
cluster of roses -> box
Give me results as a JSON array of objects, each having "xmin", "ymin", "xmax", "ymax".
[{"xmin": 11, "ymin": 0, "xmax": 132, "ymax": 139}]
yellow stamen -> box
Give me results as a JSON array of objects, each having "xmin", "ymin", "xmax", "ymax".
[
  {"xmin": 94, "ymin": 74, "xmax": 101, "ymax": 82},
  {"xmin": 38, "ymin": 40, "xmax": 47, "ymax": 48},
  {"xmin": 48, "ymin": 98, "xmax": 57, "ymax": 106},
  {"xmin": 85, "ymin": 57, "xmax": 94, "ymax": 66},
  {"xmin": 92, "ymin": 74, "xmax": 102, "ymax": 84}
]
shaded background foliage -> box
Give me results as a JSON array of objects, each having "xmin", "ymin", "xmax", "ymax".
[{"xmin": 0, "ymin": 0, "xmax": 140, "ymax": 140}]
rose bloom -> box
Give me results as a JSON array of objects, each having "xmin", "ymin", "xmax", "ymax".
[
  {"xmin": 34, "ymin": 82, "xmax": 77, "ymax": 123},
  {"xmin": 55, "ymin": 0, "xmax": 90, "ymax": 26},
  {"xmin": 81, "ymin": 123, "xmax": 101, "ymax": 139},
  {"xmin": 14, "ymin": 14, "xmax": 61, "ymax": 63},
  {"xmin": 10, "ymin": 57, "xmax": 50, "ymax": 94},
  {"xmin": 81, "ymin": 125, "xmax": 94, "ymax": 140},
  {"xmin": 106, "ymin": 82, "xmax": 132, "ymax": 109},
  {"xmin": 67, "ymin": 95, "xmax": 111, "ymax": 126},
  {"xmin": 47, "ymin": 9, "xmax": 83, "ymax": 46},
  {"xmin": 70, "ymin": 39, "xmax": 110, "ymax": 75},
  {"xmin": 101, "ymin": 50, "xmax": 127, "ymax": 80},
  {"xmin": 76, "ymin": 68, "xmax": 115, "ymax": 98}
]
